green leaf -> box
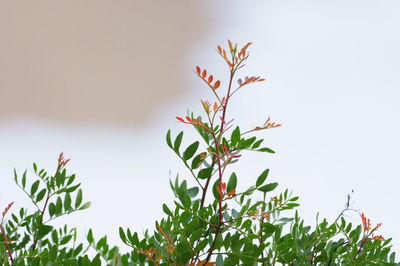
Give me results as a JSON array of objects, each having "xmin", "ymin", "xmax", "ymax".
[
  {"xmin": 276, "ymin": 217, "xmax": 293, "ymax": 225},
  {"xmin": 22, "ymin": 170, "xmax": 27, "ymax": 189},
  {"xmin": 227, "ymin": 172, "xmax": 237, "ymax": 193},
  {"xmin": 91, "ymin": 254, "xmax": 101, "ymax": 266},
  {"xmin": 257, "ymin": 147, "xmax": 275, "ymax": 153},
  {"xmin": 184, "ymin": 218, "xmax": 199, "ymax": 234},
  {"xmin": 190, "ymin": 228, "xmax": 204, "ymax": 242},
  {"xmin": 256, "ymin": 169, "xmax": 269, "ymax": 187},
  {"xmin": 198, "ymin": 167, "xmax": 213, "ymax": 180},
  {"xmin": 350, "ymin": 225, "xmax": 362, "ymax": 243},
  {"xmin": 36, "ymin": 189, "xmax": 47, "ymax": 202},
  {"xmin": 55, "ymin": 197, "xmax": 63, "ymax": 215},
  {"xmin": 14, "ymin": 169, "xmax": 18, "ymax": 184},
  {"xmin": 183, "ymin": 141, "xmax": 199, "ymax": 161},
  {"xmin": 216, "ymin": 254, "xmax": 224, "ymax": 266},
  {"xmin": 243, "ymin": 185, "xmax": 256, "ymax": 195},
  {"xmin": 79, "ymin": 202, "xmax": 91, "ymax": 210},
  {"xmin": 30, "ymin": 180, "xmax": 40, "ymax": 196},
  {"xmin": 212, "ymin": 179, "xmax": 220, "ymax": 200},
  {"xmin": 51, "ymin": 230, "xmax": 58, "ymax": 244},
  {"xmin": 191, "ymin": 153, "xmax": 205, "ymax": 169},
  {"xmin": 187, "ymin": 187, "xmax": 199, "ymax": 198},
  {"xmin": 75, "ymin": 189, "xmax": 82, "ymax": 208},
  {"xmin": 65, "ymin": 183, "xmax": 81, "ymax": 193},
  {"xmin": 80, "ymin": 255, "xmax": 91, "ymax": 266},
  {"xmin": 176, "ymin": 242, "xmax": 193, "ymax": 265},
  {"xmin": 196, "ymin": 238, "xmax": 208, "ymax": 252},
  {"xmin": 241, "ymin": 136, "xmax": 256, "ymax": 148},
  {"xmin": 258, "ymin": 182, "xmax": 278, "ymax": 193},
  {"xmin": 59, "ymin": 235, "xmax": 72, "ymax": 245},
  {"xmin": 64, "ymin": 193, "xmax": 72, "ymax": 211},
  {"xmin": 49, "ymin": 245, "xmax": 58, "ymax": 262},
  {"xmin": 166, "ymin": 130, "xmax": 173, "ymax": 148},
  {"xmin": 33, "ymin": 163, "xmax": 38, "ymax": 172},
  {"xmin": 231, "ymin": 126, "xmax": 241, "ymax": 147},
  {"xmin": 163, "ymin": 204, "xmax": 173, "ymax": 216},
  {"xmin": 252, "ymin": 139, "xmax": 264, "ymax": 149},
  {"xmin": 183, "ymin": 194, "xmax": 192, "ymax": 209},
  {"xmin": 49, "ymin": 203, "xmax": 56, "ymax": 217},
  {"xmin": 174, "ymin": 131, "xmax": 184, "ymax": 153},
  {"xmin": 119, "ymin": 227, "xmax": 127, "ymax": 243},
  {"xmin": 87, "ymin": 229, "xmax": 94, "ymax": 243},
  {"xmin": 11, "ymin": 214, "xmax": 18, "ymax": 224},
  {"xmin": 66, "ymin": 174, "xmax": 76, "ymax": 186},
  {"xmin": 214, "ymin": 234, "xmax": 223, "ymax": 250},
  {"xmin": 289, "ymin": 196, "xmax": 299, "ymax": 202},
  {"xmin": 37, "ymin": 224, "xmax": 53, "ymax": 239},
  {"xmin": 262, "ymin": 223, "xmax": 276, "ymax": 236}
]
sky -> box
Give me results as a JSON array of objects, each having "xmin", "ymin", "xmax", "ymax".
[{"xmin": 1, "ymin": 0, "xmax": 399, "ymax": 255}]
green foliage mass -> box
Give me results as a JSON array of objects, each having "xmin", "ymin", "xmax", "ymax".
[{"xmin": 1, "ymin": 41, "xmax": 397, "ymax": 265}]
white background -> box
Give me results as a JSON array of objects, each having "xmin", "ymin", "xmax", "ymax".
[{"xmin": 1, "ymin": 0, "xmax": 399, "ymax": 255}]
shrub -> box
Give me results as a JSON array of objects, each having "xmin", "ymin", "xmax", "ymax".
[{"xmin": 1, "ymin": 41, "xmax": 397, "ymax": 265}]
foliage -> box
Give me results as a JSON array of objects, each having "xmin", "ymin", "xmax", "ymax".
[{"xmin": 1, "ymin": 41, "xmax": 397, "ymax": 265}]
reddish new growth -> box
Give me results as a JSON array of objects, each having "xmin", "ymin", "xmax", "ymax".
[
  {"xmin": 176, "ymin": 116, "xmax": 206, "ymax": 129},
  {"xmin": 157, "ymin": 225, "xmax": 176, "ymax": 254},
  {"xmin": 216, "ymin": 182, "xmax": 236, "ymax": 200},
  {"xmin": 360, "ymin": 213, "xmax": 384, "ymax": 241},
  {"xmin": 271, "ymin": 196, "xmax": 283, "ymax": 207},
  {"xmin": 1, "ymin": 202, "xmax": 15, "ymax": 263},
  {"xmin": 136, "ymin": 226, "xmax": 176, "ymax": 266},
  {"xmin": 1, "ymin": 202, "xmax": 14, "ymax": 219},
  {"xmin": 247, "ymin": 209, "xmax": 271, "ymax": 221},
  {"xmin": 136, "ymin": 248, "xmax": 162, "ymax": 266},
  {"xmin": 57, "ymin": 152, "xmax": 71, "ymax": 168},
  {"xmin": 217, "ymin": 40, "xmax": 252, "ymax": 70},
  {"xmin": 237, "ymin": 76, "xmax": 265, "ymax": 87},
  {"xmin": 255, "ymin": 117, "xmax": 282, "ymax": 130},
  {"xmin": 195, "ymin": 66, "xmax": 221, "ymax": 90}
]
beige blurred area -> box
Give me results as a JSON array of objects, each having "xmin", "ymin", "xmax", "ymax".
[{"xmin": 0, "ymin": 1, "xmax": 215, "ymax": 125}]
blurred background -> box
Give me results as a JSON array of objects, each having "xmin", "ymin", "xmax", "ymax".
[{"xmin": 1, "ymin": 0, "xmax": 399, "ymax": 253}]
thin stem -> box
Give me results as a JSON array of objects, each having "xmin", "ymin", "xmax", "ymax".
[
  {"xmin": 204, "ymin": 226, "xmax": 220, "ymax": 263},
  {"xmin": 183, "ymin": 160, "xmax": 204, "ymax": 190},
  {"xmin": 32, "ymin": 163, "xmax": 61, "ymax": 251},
  {"xmin": 204, "ymin": 67, "xmax": 236, "ymax": 264},
  {"xmin": 200, "ymin": 159, "xmax": 216, "ymax": 209}
]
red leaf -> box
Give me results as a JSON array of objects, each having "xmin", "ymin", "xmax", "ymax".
[
  {"xmin": 213, "ymin": 80, "xmax": 221, "ymax": 89},
  {"xmin": 217, "ymin": 45, "xmax": 222, "ymax": 54},
  {"xmin": 228, "ymin": 40, "xmax": 233, "ymax": 52},
  {"xmin": 213, "ymin": 102, "xmax": 218, "ymax": 112},
  {"xmin": 2, "ymin": 202, "xmax": 14, "ymax": 217},
  {"xmin": 202, "ymin": 69, "xmax": 207, "ymax": 79},
  {"xmin": 208, "ymin": 75, "xmax": 213, "ymax": 83},
  {"xmin": 176, "ymin": 117, "xmax": 185, "ymax": 123},
  {"xmin": 240, "ymin": 42, "xmax": 253, "ymax": 55},
  {"xmin": 185, "ymin": 116, "xmax": 192, "ymax": 122},
  {"xmin": 196, "ymin": 66, "xmax": 201, "ymax": 75},
  {"xmin": 227, "ymin": 189, "xmax": 236, "ymax": 196},
  {"xmin": 221, "ymin": 182, "xmax": 227, "ymax": 190}
]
